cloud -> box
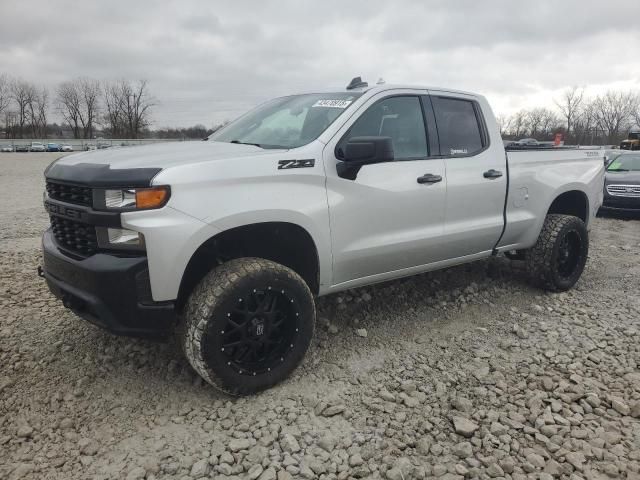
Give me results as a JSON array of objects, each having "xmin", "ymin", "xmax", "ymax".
[{"xmin": 1, "ymin": 0, "xmax": 639, "ymax": 127}]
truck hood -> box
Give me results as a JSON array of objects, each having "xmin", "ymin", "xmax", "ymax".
[{"xmin": 53, "ymin": 141, "xmax": 283, "ymax": 170}]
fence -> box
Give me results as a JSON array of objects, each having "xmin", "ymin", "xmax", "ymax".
[{"xmin": 0, "ymin": 138, "xmax": 199, "ymax": 150}]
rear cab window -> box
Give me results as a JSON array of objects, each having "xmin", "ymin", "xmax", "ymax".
[{"xmin": 431, "ymin": 96, "xmax": 487, "ymax": 157}]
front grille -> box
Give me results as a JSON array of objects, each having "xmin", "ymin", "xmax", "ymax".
[
  {"xmin": 607, "ymin": 184, "xmax": 640, "ymax": 198},
  {"xmin": 50, "ymin": 216, "xmax": 98, "ymax": 256},
  {"xmin": 46, "ymin": 182, "xmax": 92, "ymax": 207}
]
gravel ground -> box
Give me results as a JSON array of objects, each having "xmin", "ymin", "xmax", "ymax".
[{"xmin": 1, "ymin": 152, "xmax": 639, "ymax": 480}]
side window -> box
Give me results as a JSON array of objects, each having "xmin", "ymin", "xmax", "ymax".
[
  {"xmin": 341, "ymin": 96, "xmax": 428, "ymax": 160},
  {"xmin": 431, "ymin": 96, "xmax": 485, "ymax": 156}
]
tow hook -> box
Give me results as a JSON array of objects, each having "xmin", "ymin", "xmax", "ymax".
[{"xmin": 37, "ymin": 265, "xmax": 45, "ymax": 278}]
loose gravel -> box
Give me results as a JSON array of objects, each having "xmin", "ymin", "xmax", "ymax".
[{"xmin": 1, "ymin": 153, "xmax": 639, "ymax": 480}]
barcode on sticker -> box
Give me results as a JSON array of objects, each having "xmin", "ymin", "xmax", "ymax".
[{"xmin": 312, "ymin": 100, "xmax": 352, "ymax": 108}]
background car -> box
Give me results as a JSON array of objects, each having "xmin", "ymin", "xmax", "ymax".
[
  {"xmin": 46, "ymin": 143, "xmax": 61, "ymax": 152},
  {"xmin": 514, "ymin": 137, "xmax": 539, "ymax": 146},
  {"xmin": 29, "ymin": 142, "xmax": 46, "ymax": 152},
  {"xmin": 60, "ymin": 144, "xmax": 73, "ymax": 152},
  {"xmin": 601, "ymin": 152, "xmax": 640, "ymax": 213},
  {"xmin": 15, "ymin": 144, "xmax": 29, "ymax": 152},
  {"xmin": 0, "ymin": 144, "xmax": 13, "ymax": 152}
]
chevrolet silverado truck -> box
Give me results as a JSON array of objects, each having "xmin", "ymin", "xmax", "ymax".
[{"xmin": 41, "ymin": 77, "xmax": 604, "ymax": 395}]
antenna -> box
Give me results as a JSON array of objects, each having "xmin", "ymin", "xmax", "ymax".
[{"xmin": 346, "ymin": 77, "xmax": 368, "ymax": 90}]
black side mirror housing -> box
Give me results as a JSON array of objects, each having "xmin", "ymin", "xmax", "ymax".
[{"xmin": 343, "ymin": 136, "xmax": 394, "ymax": 164}]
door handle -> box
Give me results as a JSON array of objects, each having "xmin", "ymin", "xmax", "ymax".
[
  {"xmin": 483, "ymin": 169, "xmax": 503, "ymax": 179},
  {"xmin": 417, "ymin": 173, "xmax": 443, "ymax": 184}
]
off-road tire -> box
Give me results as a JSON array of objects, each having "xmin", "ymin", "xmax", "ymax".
[
  {"xmin": 182, "ymin": 257, "xmax": 315, "ymax": 396},
  {"xmin": 525, "ymin": 214, "xmax": 588, "ymax": 291}
]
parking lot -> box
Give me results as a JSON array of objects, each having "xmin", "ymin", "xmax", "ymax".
[{"xmin": 1, "ymin": 153, "xmax": 639, "ymax": 480}]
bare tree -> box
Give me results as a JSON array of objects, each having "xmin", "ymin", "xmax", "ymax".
[
  {"xmin": 103, "ymin": 79, "xmax": 154, "ymax": 138},
  {"xmin": 103, "ymin": 80, "xmax": 126, "ymax": 138},
  {"xmin": 539, "ymin": 108, "xmax": 561, "ymax": 139},
  {"xmin": 3, "ymin": 110, "xmax": 18, "ymax": 138},
  {"xmin": 554, "ymin": 86, "xmax": 584, "ymax": 139},
  {"xmin": 0, "ymin": 74, "xmax": 10, "ymax": 119},
  {"xmin": 630, "ymin": 92, "xmax": 640, "ymax": 131},
  {"xmin": 79, "ymin": 77, "xmax": 100, "ymax": 138},
  {"xmin": 29, "ymin": 87, "xmax": 49, "ymax": 138},
  {"xmin": 495, "ymin": 115, "xmax": 511, "ymax": 137},
  {"xmin": 11, "ymin": 79, "xmax": 36, "ymax": 138},
  {"xmin": 572, "ymin": 100, "xmax": 600, "ymax": 144},
  {"xmin": 124, "ymin": 80, "xmax": 154, "ymax": 138},
  {"xmin": 56, "ymin": 80, "xmax": 83, "ymax": 138},
  {"xmin": 57, "ymin": 78, "xmax": 101, "ymax": 139},
  {"xmin": 526, "ymin": 108, "xmax": 547, "ymax": 138},
  {"xmin": 509, "ymin": 110, "xmax": 528, "ymax": 138},
  {"xmin": 592, "ymin": 90, "xmax": 635, "ymax": 143}
]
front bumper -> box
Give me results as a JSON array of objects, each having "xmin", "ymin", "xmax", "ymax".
[
  {"xmin": 601, "ymin": 195, "xmax": 640, "ymax": 212},
  {"xmin": 42, "ymin": 229, "xmax": 176, "ymax": 337}
]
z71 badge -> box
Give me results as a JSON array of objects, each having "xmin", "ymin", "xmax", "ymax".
[{"xmin": 278, "ymin": 159, "xmax": 315, "ymax": 170}]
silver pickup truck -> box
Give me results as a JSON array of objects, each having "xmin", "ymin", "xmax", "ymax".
[{"xmin": 41, "ymin": 77, "xmax": 604, "ymax": 394}]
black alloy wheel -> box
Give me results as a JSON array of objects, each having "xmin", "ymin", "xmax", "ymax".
[
  {"xmin": 220, "ymin": 287, "xmax": 299, "ymax": 375},
  {"xmin": 182, "ymin": 258, "xmax": 315, "ymax": 395}
]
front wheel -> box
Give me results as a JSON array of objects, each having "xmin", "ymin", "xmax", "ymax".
[
  {"xmin": 182, "ymin": 258, "xmax": 315, "ymax": 395},
  {"xmin": 525, "ymin": 214, "xmax": 589, "ymax": 291}
]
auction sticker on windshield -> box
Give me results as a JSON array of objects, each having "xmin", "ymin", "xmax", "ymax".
[{"xmin": 312, "ymin": 99, "xmax": 353, "ymax": 108}]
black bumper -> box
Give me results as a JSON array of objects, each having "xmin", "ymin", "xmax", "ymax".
[
  {"xmin": 601, "ymin": 196, "xmax": 640, "ymax": 212},
  {"xmin": 42, "ymin": 229, "xmax": 176, "ymax": 337}
]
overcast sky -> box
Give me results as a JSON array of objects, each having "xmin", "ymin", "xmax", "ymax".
[{"xmin": 2, "ymin": 0, "xmax": 640, "ymax": 128}]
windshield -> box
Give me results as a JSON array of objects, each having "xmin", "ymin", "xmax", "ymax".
[
  {"xmin": 607, "ymin": 154, "xmax": 640, "ymax": 172},
  {"xmin": 628, "ymin": 132, "xmax": 640, "ymax": 140},
  {"xmin": 209, "ymin": 92, "xmax": 362, "ymax": 149}
]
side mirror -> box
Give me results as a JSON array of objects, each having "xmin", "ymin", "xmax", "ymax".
[{"xmin": 342, "ymin": 136, "xmax": 394, "ymax": 164}]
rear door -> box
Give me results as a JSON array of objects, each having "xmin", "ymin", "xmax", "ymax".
[
  {"xmin": 429, "ymin": 93, "xmax": 507, "ymax": 258},
  {"xmin": 323, "ymin": 92, "xmax": 449, "ymax": 286}
]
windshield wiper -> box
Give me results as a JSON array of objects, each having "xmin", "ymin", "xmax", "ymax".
[
  {"xmin": 230, "ymin": 140, "xmax": 263, "ymax": 148},
  {"xmin": 608, "ymin": 168, "xmax": 629, "ymax": 172}
]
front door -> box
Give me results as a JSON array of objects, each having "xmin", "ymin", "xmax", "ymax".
[{"xmin": 323, "ymin": 94, "xmax": 449, "ymax": 287}]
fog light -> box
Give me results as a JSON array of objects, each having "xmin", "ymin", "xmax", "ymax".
[{"xmin": 107, "ymin": 228, "xmax": 141, "ymax": 246}]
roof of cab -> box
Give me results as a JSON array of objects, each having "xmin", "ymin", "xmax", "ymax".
[{"xmin": 295, "ymin": 82, "xmax": 478, "ymax": 99}]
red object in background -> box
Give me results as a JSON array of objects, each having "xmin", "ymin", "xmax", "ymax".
[{"xmin": 554, "ymin": 133, "xmax": 563, "ymax": 146}]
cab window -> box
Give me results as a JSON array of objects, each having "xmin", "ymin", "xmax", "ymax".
[
  {"xmin": 340, "ymin": 96, "xmax": 428, "ymax": 160},
  {"xmin": 431, "ymin": 96, "xmax": 485, "ymax": 156}
]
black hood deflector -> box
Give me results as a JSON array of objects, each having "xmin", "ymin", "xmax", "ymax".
[{"xmin": 45, "ymin": 162, "xmax": 161, "ymax": 187}]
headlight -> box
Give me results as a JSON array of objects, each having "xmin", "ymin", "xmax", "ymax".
[
  {"xmin": 105, "ymin": 189, "xmax": 136, "ymax": 208},
  {"xmin": 102, "ymin": 186, "xmax": 170, "ymax": 210}
]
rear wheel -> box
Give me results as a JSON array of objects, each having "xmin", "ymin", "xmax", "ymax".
[
  {"xmin": 525, "ymin": 214, "xmax": 588, "ymax": 291},
  {"xmin": 182, "ymin": 258, "xmax": 315, "ymax": 395}
]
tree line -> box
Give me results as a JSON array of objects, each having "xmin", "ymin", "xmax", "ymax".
[
  {"xmin": 2, "ymin": 73, "xmax": 639, "ymax": 144},
  {"xmin": 498, "ymin": 87, "xmax": 640, "ymax": 145},
  {"xmin": 0, "ymin": 74, "xmax": 157, "ymax": 139}
]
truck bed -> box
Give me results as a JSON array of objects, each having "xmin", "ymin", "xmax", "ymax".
[{"xmin": 498, "ymin": 147, "xmax": 605, "ymax": 251}]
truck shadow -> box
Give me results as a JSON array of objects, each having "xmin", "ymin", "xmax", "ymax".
[{"xmin": 57, "ymin": 254, "xmax": 530, "ymax": 400}]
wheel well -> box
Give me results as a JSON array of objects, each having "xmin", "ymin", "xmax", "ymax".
[
  {"xmin": 547, "ymin": 190, "xmax": 588, "ymax": 223},
  {"xmin": 176, "ymin": 222, "xmax": 320, "ymax": 310}
]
